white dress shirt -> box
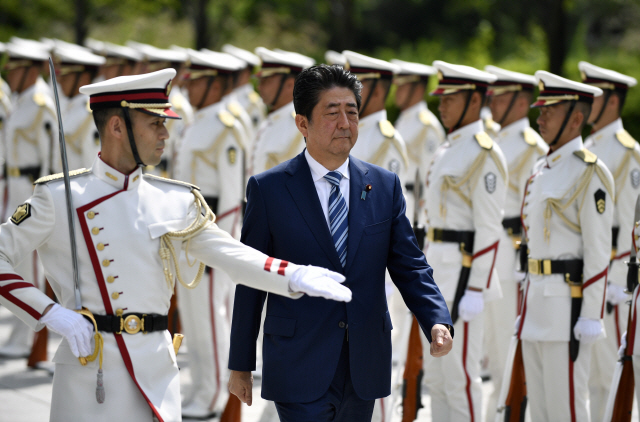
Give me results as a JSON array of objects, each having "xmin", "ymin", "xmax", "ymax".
[{"xmin": 305, "ymin": 149, "xmax": 350, "ymax": 228}]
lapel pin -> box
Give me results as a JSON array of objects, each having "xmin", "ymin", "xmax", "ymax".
[{"xmin": 361, "ymin": 184, "xmax": 372, "ymax": 200}]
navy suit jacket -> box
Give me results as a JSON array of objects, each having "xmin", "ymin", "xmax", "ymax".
[{"xmin": 228, "ymin": 151, "xmax": 452, "ymax": 403}]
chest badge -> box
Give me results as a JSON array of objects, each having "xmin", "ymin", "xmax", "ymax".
[
  {"xmin": 595, "ymin": 189, "xmax": 606, "ymax": 214},
  {"xmin": 631, "ymin": 169, "xmax": 640, "ymax": 189},
  {"xmin": 388, "ymin": 159, "xmax": 400, "ymax": 174},
  {"xmin": 485, "ymin": 172, "xmax": 497, "ymax": 194},
  {"xmin": 228, "ymin": 147, "xmax": 237, "ymax": 164},
  {"xmin": 10, "ymin": 203, "xmax": 31, "ymax": 225}
]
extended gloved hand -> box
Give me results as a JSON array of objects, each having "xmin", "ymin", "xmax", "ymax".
[
  {"xmin": 40, "ymin": 304, "xmax": 94, "ymax": 357},
  {"xmin": 458, "ymin": 290, "xmax": 484, "ymax": 322},
  {"xmin": 606, "ymin": 283, "xmax": 629, "ymax": 306},
  {"xmin": 514, "ymin": 315, "xmax": 522, "ymax": 333},
  {"xmin": 289, "ymin": 265, "xmax": 351, "ymax": 302},
  {"xmin": 573, "ymin": 317, "xmax": 603, "ymax": 345},
  {"xmin": 618, "ymin": 331, "xmax": 628, "ymax": 359}
]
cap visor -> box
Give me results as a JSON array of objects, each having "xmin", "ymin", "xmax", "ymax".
[{"xmin": 139, "ymin": 108, "xmax": 181, "ymax": 119}]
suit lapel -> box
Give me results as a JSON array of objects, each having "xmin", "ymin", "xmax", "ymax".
[
  {"xmin": 345, "ymin": 156, "xmax": 370, "ymax": 272},
  {"xmin": 286, "ymin": 152, "xmax": 344, "ymax": 271}
]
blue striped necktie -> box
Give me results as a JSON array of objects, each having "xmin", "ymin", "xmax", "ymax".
[{"xmin": 324, "ymin": 171, "xmax": 348, "ymax": 267}]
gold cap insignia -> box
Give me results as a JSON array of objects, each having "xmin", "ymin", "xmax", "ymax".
[
  {"xmin": 228, "ymin": 146, "xmax": 237, "ymax": 164},
  {"xmin": 165, "ymin": 80, "xmax": 173, "ymax": 97},
  {"xmin": 595, "ymin": 189, "xmax": 606, "ymax": 214},
  {"xmin": 538, "ymin": 80, "xmax": 545, "ymax": 91},
  {"xmin": 10, "ymin": 203, "xmax": 31, "ymax": 225}
]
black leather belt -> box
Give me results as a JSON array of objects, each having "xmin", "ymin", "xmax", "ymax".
[
  {"xmin": 90, "ymin": 313, "xmax": 168, "ymax": 334},
  {"xmin": 502, "ymin": 217, "xmax": 522, "ymax": 236},
  {"xmin": 427, "ymin": 227, "xmax": 474, "ymax": 254},
  {"xmin": 7, "ymin": 165, "xmax": 41, "ymax": 182},
  {"xmin": 527, "ymin": 258, "xmax": 583, "ymax": 297},
  {"xmin": 202, "ymin": 196, "xmax": 219, "ymax": 214},
  {"xmin": 405, "ymin": 182, "xmax": 414, "ymax": 192}
]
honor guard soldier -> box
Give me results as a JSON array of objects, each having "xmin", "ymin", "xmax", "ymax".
[
  {"xmin": 342, "ymin": 51, "xmax": 408, "ymax": 185},
  {"xmin": 222, "ymin": 44, "xmax": 267, "ymax": 133},
  {"xmin": 0, "ymin": 40, "xmax": 57, "ymax": 358},
  {"xmin": 126, "ymin": 42, "xmax": 191, "ymax": 178},
  {"xmin": 517, "ymin": 71, "xmax": 612, "ymax": 422},
  {"xmin": 0, "ymin": 68, "xmax": 350, "ymax": 422},
  {"xmin": 422, "ymin": 61, "xmax": 506, "ymax": 421},
  {"xmin": 53, "ymin": 45, "xmax": 105, "ymax": 170},
  {"xmin": 578, "ymin": 61, "xmax": 639, "ymax": 421},
  {"xmin": 86, "ymin": 40, "xmax": 142, "ymax": 81},
  {"xmin": 483, "ymin": 65, "xmax": 548, "ymax": 422},
  {"xmin": 173, "ymin": 49, "xmax": 248, "ymax": 420},
  {"xmin": 391, "ymin": 58, "xmax": 445, "ymax": 227},
  {"xmin": 0, "ymin": 41, "xmax": 12, "ymax": 223},
  {"xmin": 248, "ymin": 47, "xmax": 314, "ymax": 177}
]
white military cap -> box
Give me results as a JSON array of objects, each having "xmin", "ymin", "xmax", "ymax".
[
  {"xmin": 79, "ymin": 68, "xmax": 180, "ymax": 119},
  {"xmin": 391, "ymin": 59, "xmax": 436, "ymax": 85},
  {"xmin": 342, "ymin": 50, "xmax": 399, "ymax": 81},
  {"xmin": 54, "ymin": 45, "xmax": 106, "ymax": 72},
  {"xmin": 254, "ymin": 47, "xmax": 314, "ymax": 77},
  {"xmin": 9, "ymin": 37, "xmax": 52, "ymax": 53},
  {"xmin": 222, "ymin": 44, "xmax": 260, "ymax": 68},
  {"xmin": 4, "ymin": 41, "xmax": 49, "ymax": 70},
  {"xmin": 185, "ymin": 50, "xmax": 245, "ymax": 80},
  {"xmin": 533, "ymin": 70, "xmax": 602, "ymax": 108},
  {"xmin": 484, "ymin": 65, "xmax": 536, "ymax": 97},
  {"xmin": 51, "ymin": 39, "xmax": 93, "ymax": 54},
  {"xmin": 430, "ymin": 61, "xmax": 497, "ymax": 95},
  {"xmin": 325, "ymin": 50, "xmax": 346, "ymax": 66},
  {"xmin": 0, "ymin": 42, "xmax": 5, "ymax": 54},
  {"xmin": 100, "ymin": 42, "xmax": 142, "ymax": 65},
  {"xmin": 126, "ymin": 42, "xmax": 187, "ymax": 72},
  {"xmin": 85, "ymin": 37, "xmax": 105, "ymax": 54},
  {"xmin": 578, "ymin": 61, "xmax": 637, "ymax": 91}
]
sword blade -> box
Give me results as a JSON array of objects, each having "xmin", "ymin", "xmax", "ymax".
[{"xmin": 48, "ymin": 57, "xmax": 81, "ymax": 310}]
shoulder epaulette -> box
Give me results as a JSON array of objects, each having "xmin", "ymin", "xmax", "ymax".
[
  {"xmin": 379, "ymin": 120, "xmax": 396, "ymax": 138},
  {"xmin": 171, "ymin": 94, "xmax": 184, "ymax": 111},
  {"xmin": 227, "ymin": 102, "xmax": 244, "ymax": 119},
  {"xmin": 143, "ymin": 173, "xmax": 200, "ymax": 190},
  {"xmin": 218, "ymin": 109, "xmax": 236, "ymax": 128},
  {"xmin": 33, "ymin": 92, "xmax": 47, "ymax": 107},
  {"xmin": 291, "ymin": 110, "xmax": 297, "ymax": 119},
  {"xmin": 573, "ymin": 148, "xmax": 598, "ymax": 164},
  {"xmin": 475, "ymin": 131, "xmax": 494, "ymax": 150},
  {"xmin": 248, "ymin": 91, "xmax": 260, "ymax": 105},
  {"xmin": 523, "ymin": 127, "xmax": 539, "ymax": 146},
  {"xmin": 418, "ymin": 110, "xmax": 432, "ymax": 127},
  {"xmin": 616, "ymin": 129, "xmax": 637, "ymax": 149},
  {"xmin": 34, "ymin": 168, "xmax": 90, "ymax": 185}
]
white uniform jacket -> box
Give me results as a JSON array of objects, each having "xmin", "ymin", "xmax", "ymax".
[
  {"xmin": 424, "ymin": 119, "xmax": 508, "ymax": 301},
  {"xmin": 0, "ymin": 156, "xmax": 304, "ymax": 421},
  {"xmin": 62, "ymin": 94, "xmax": 100, "ymax": 171},
  {"xmin": 350, "ymin": 109, "xmax": 409, "ymax": 186},
  {"xmin": 233, "ymin": 83, "xmax": 266, "ymax": 133},
  {"xmin": 585, "ymin": 118, "xmax": 640, "ymax": 289},
  {"xmin": 249, "ymin": 101, "xmax": 303, "ymax": 177},
  {"xmin": 0, "ymin": 77, "xmax": 12, "ymax": 218},
  {"xmin": 3, "ymin": 77, "xmax": 58, "ymax": 221},
  {"xmin": 394, "ymin": 101, "xmax": 445, "ymax": 224},
  {"xmin": 174, "ymin": 100, "xmax": 245, "ymax": 234},
  {"xmin": 224, "ymin": 92, "xmax": 254, "ymax": 149},
  {"xmin": 519, "ymin": 136, "xmax": 614, "ymax": 342}
]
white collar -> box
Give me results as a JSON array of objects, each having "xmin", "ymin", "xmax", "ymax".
[
  {"xmin": 305, "ymin": 149, "xmax": 350, "ymax": 182},
  {"xmin": 497, "ymin": 117, "xmax": 530, "ymax": 141},
  {"xmin": 588, "ymin": 118, "xmax": 624, "ymax": 143},
  {"xmin": 91, "ymin": 154, "xmax": 144, "ymax": 191},
  {"xmin": 447, "ymin": 119, "xmax": 483, "ymax": 144},
  {"xmin": 546, "ymin": 136, "xmax": 583, "ymax": 168},
  {"xmin": 359, "ymin": 109, "xmax": 387, "ymax": 128},
  {"xmin": 267, "ymin": 101, "xmax": 295, "ymax": 123}
]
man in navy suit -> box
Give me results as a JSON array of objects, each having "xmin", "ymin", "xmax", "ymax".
[{"xmin": 228, "ymin": 64, "xmax": 453, "ymax": 421}]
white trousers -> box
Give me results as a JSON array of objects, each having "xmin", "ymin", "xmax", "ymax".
[
  {"xmin": 424, "ymin": 302, "xmax": 484, "ymax": 422},
  {"xmin": 522, "ymin": 340, "xmax": 592, "ymax": 422},
  {"xmin": 178, "ymin": 268, "xmax": 232, "ymax": 414}
]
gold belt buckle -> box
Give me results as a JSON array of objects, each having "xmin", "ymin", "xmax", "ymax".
[
  {"xmin": 528, "ymin": 258, "xmax": 540, "ymax": 275},
  {"xmin": 123, "ymin": 315, "xmax": 144, "ymax": 334},
  {"xmin": 510, "ymin": 235, "xmax": 521, "ymax": 250},
  {"xmin": 7, "ymin": 167, "xmax": 20, "ymax": 178}
]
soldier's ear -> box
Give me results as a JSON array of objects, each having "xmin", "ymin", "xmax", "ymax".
[
  {"xmin": 295, "ymin": 113, "xmax": 309, "ymax": 138},
  {"xmin": 107, "ymin": 114, "xmax": 125, "ymax": 140}
]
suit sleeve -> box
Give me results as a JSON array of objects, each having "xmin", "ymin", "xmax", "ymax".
[
  {"xmin": 386, "ymin": 174, "xmax": 453, "ymax": 341},
  {"xmin": 227, "ymin": 176, "xmax": 270, "ymax": 371}
]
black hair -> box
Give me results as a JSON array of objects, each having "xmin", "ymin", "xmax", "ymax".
[
  {"xmin": 92, "ymin": 107, "xmax": 124, "ymax": 135},
  {"xmin": 293, "ymin": 64, "xmax": 362, "ymax": 122},
  {"xmin": 573, "ymin": 101, "xmax": 592, "ymax": 131}
]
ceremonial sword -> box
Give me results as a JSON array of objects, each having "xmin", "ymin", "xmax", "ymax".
[{"xmin": 48, "ymin": 57, "xmax": 82, "ymax": 310}]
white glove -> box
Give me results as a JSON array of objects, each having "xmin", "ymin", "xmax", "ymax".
[
  {"xmin": 40, "ymin": 304, "xmax": 94, "ymax": 357},
  {"xmin": 514, "ymin": 270, "xmax": 526, "ymax": 283},
  {"xmin": 606, "ymin": 283, "xmax": 629, "ymax": 306},
  {"xmin": 514, "ymin": 315, "xmax": 521, "ymax": 333},
  {"xmin": 618, "ymin": 331, "xmax": 628, "ymax": 359},
  {"xmin": 573, "ymin": 317, "xmax": 603, "ymax": 345},
  {"xmin": 458, "ymin": 290, "xmax": 484, "ymax": 322},
  {"xmin": 289, "ymin": 265, "xmax": 351, "ymax": 302}
]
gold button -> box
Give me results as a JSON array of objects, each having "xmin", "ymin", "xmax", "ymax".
[
  {"xmin": 102, "ymin": 259, "xmax": 110, "ymax": 267},
  {"xmin": 107, "ymin": 276, "xmax": 115, "ymax": 283},
  {"xmin": 92, "ymin": 227, "xmax": 100, "ymax": 235},
  {"xmin": 87, "ymin": 211, "xmax": 96, "ymax": 219},
  {"xmin": 111, "ymin": 292, "xmax": 119, "ymax": 299},
  {"xmin": 116, "ymin": 308, "xmax": 123, "ymax": 315},
  {"xmin": 97, "ymin": 243, "xmax": 105, "ymax": 251}
]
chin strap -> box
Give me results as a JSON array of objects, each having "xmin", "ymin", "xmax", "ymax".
[
  {"xmin": 549, "ymin": 101, "xmax": 577, "ymax": 148},
  {"xmin": 450, "ymin": 91, "xmax": 474, "ymax": 133},
  {"xmin": 497, "ymin": 91, "xmax": 520, "ymax": 126},
  {"xmin": 122, "ymin": 108, "xmax": 145, "ymax": 167},
  {"xmin": 400, "ymin": 82, "xmax": 420, "ymax": 111},
  {"xmin": 590, "ymin": 90, "xmax": 611, "ymax": 128},
  {"xmin": 359, "ymin": 78, "xmax": 378, "ymax": 116},
  {"xmin": 17, "ymin": 65, "xmax": 32, "ymax": 94},
  {"xmin": 197, "ymin": 76, "xmax": 216, "ymax": 110},
  {"xmin": 268, "ymin": 74, "xmax": 289, "ymax": 109}
]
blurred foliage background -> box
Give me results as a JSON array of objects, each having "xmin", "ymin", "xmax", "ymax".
[{"xmin": 2, "ymin": 0, "xmax": 640, "ymax": 134}]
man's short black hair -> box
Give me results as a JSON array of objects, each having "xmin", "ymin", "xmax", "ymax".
[
  {"xmin": 293, "ymin": 65, "xmax": 362, "ymax": 122},
  {"xmin": 573, "ymin": 101, "xmax": 592, "ymax": 132},
  {"xmin": 92, "ymin": 107, "xmax": 124, "ymax": 136}
]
